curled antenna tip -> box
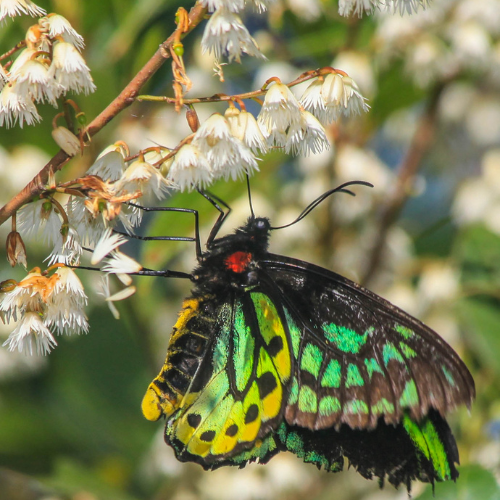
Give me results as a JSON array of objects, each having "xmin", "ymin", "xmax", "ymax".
[{"xmin": 270, "ymin": 180, "xmax": 374, "ymax": 231}]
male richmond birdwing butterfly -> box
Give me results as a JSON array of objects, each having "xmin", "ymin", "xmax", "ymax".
[{"xmin": 139, "ymin": 181, "xmax": 474, "ymax": 490}]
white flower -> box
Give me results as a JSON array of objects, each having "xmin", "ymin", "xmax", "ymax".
[
  {"xmin": 201, "ymin": 8, "xmax": 264, "ymax": 63},
  {"xmin": 17, "ymin": 199, "xmax": 62, "ymax": 245},
  {"xmin": 387, "ymin": 0, "xmax": 430, "ymax": 15},
  {"xmin": 0, "ymin": 272, "xmax": 42, "ymax": 323},
  {"xmin": 252, "ymin": 0, "xmax": 276, "ymax": 12},
  {"xmin": 338, "ymin": 0, "xmax": 379, "ymax": 17},
  {"xmin": 339, "ymin": 0, "xmax": 429, "ymax": 16},
  {"xmin": 39, "ymin": 14, "xmax": 85, "ymax": 51},
  {"xmin": 0, "ymin": 266, "xmax": 88, "ymax": 352},
  {"xmin": 91, "ymin": 229, "xmax": 128, "ymax": 265},
  {"xmin": 0, "ymin": 82, "xmax": 41, "ymax": 128},
  {"xmin": 98, "ymin": 275, "xmax": 119, "ymax": 319},
  {"xmin": 66, "ymin": 195, "xmax": 107, "ymax": 247},
  {"xmin": 285, "ymin": 110, "xmax": 330, "ymax": 156},
  {"xmin": 405, "ymin": 34, "xmax": 449, "ymax": 88},
  {"xmin": 44, "ymin": 267, "xmax": 88, "ymax": 335},
  {"xmin": 299, "ymin": 79, "xmax": 328, "ymax": 122},
  {"xmin": 87, "ymin": 143, "xmax": 128, "ymax": 181},
  {"xmin": 261, "ymin": 123, "xmax": 288, "ymax": 149},
  {"xmin": 102, "ymin": 251, "xmax": 143, "ymax": 275},
  {"xmin": 193, "ymin": 113, "xmax": 259, "ymax": 179},
  {"xmin": 225, "ymin": 107, "xmax": 268, "ymax": 154},
  {"xmin": 9, "ymin": 48, "xmax": 36, "ymax": 73},
  {"xmin": 199, "ymin": 0, "xmax": 245, "ymax": 12},
  {"xmin": 258, "ymin": 81, "xmax": 302, "ymax": 132},
  {"xmin": 3, "ymin": 312, "xmax": 57, "ymax": 356},
  {"xmin": 115, "ymin": 159, "xmax": 170, "ymax": 202},
  {"xmin": 301, "ymin": 73, "xmax": 369, "ymax": 124},
  {"xmin": 48, "ymin": 41, "xmax": 96, "ymax": 96},
  {"xmin": 98, "ymin": 275, "xmax": 136, "ymax": 320},
  {"xmin": 12, "ymin": 58, "xmax": 60, "ymax": 105},
  {"xmin": 46, "ymin": 225, "xmax": 83, "ymax": 266},
  {"xmin": 168, "ymin": 143, "xmax": 213, "ymax": 192},
  {"xmin": 339, "ymin": 75, "xmax": 370, "ymax": 116},
  {"xmin": 0, "ymin": 0, "xmax": 45, "ymax": 22},
  {"xmin": 118, "ymin": 203, "xmax": 142, "ymax": 234}
]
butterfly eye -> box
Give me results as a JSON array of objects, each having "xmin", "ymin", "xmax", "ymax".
[{"xmin": 255, "ymin": 218, "xmax": 269, "ymax": 231}]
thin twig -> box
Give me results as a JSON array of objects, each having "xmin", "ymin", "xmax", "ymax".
[
  {"xmin": 136, "ymin": 68, "xmax": 336, "ymax": 105},
  {"xmin": 361, "ymin": 83, "xmax": 445, "ymax": 288},
  {"xmin": 0, "ymin": 3, "xmax": 208, "ymax": 226},
  {"xmin": 0, "ymin": 40, "xmax": 26, "ymax": 61}
]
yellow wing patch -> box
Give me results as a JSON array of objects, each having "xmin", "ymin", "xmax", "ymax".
[{"xmin": 251, "ymin": 292, "xmax": 291, "ymax": 382}]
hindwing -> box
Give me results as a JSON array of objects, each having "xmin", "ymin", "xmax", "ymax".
[
  {"xmin": 261, "ymin": 254, "xmax": 475, "ymax": 431},
  {"xmin": 142, "ymin": 290, "xmax": 294, "ymax": 468}
]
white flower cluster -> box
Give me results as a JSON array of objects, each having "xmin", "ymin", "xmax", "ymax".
[
  {"xmin": 0, "ymin": 12, "xmax": 95, "ymax": 128},
  {"xmin": 300, "ymin": 73, "xmax": 370, "ymax": 124},
  {"xmin": 338, "ymin": 0, "xmax": 430, "ymax": 17},
  {"xmin": 1, "ymin": 266, "xmax": 88, "ymax": 355},
  {"xmin": 168, "ymin": 112, "xmax": 259, "ymax": 191},
  {"xmin": 16, "ymin": 143, "xmax": 170, "ymax": 265},
  {"xmin": 376, "ymin": 0, "xmax": 500, "ymax": 89},
  {"xmin": 1, "ymin": 146, "xmax": 162, "ymax": 355},
  {"xmin": 200, "ymin": 0, "xmax": 276, "ymax": 62},
  {"xmin": 167, "ymin": 73, "xmax": 368, "ymax": 191},
  {"xmin": 257, "ymin": 81, "xmax": 330, "ymax": 155}
]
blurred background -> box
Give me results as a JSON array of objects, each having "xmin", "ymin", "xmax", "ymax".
[{"xmin": 1, "ymin": 0, "xmax": 500, "ymax": 498}]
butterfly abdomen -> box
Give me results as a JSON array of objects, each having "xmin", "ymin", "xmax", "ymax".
[{"xmin": 142, "ymin": 297, "xmax": 213, "ymax": 421}]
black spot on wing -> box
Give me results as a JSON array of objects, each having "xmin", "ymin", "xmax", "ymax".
[
  {"xmin": 226, "ymin": 424, "xmax": 239, "ymax": 437},
  {"xmin": 257, "ymin": 371, "xmax": 278, "ymax": 399},
  {"xmin": 267, "ymin": 336, "xmax": 284, "ymax": 357},
  {"xmin": 187, "ymin": 413, "xmax": 202, "ymax": 428},
  {"xmin": 200, "ymin": 430, "xmax": 216, "ymax": 442},
  {"xmin": 245, "ymin": 404, "xmax": 259, "ymax": 424}
]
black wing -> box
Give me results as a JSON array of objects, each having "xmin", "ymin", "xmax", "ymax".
[{"xmin": 260, "ymin": 254, "xmax": 475, "ymax": 431}]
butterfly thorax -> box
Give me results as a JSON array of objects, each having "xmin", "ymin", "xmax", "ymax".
[{"xmin": 192, "ymin": 217, "xmax": 271, "ymax": 294}]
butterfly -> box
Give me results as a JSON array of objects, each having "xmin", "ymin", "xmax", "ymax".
[{"xmin": 140, "ymin": 181, "xmax": 475, "ymax": 490}]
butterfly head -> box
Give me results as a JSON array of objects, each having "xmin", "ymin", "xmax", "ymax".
[{"xmin": 239, "ymin": 216, "xmax": 271, "ymax": 240}]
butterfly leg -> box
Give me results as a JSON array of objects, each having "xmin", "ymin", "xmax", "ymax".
[
  {"xmin": 196, "ymin": 189, "xmax": 232, "ymax": 247},
  {"xmin": 124, "ymin": 204, "xmax": 202, "ymax": 258}
]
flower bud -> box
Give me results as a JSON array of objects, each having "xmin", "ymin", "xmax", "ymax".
[
  {"xmin": 52, "ymin": 126, "xmax": 81, "ymax": 156},
  {"xmin": 186, "ymin": 107, "xmax": 200, "ymax": 133},
  {"xmin": 6, "ymin": 231, "xmax": 27, "ymax": 268}
]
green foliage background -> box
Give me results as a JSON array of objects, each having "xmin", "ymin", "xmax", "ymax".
[{"xmin": 1, "ymin": 0, "xmax": 500, "ymax": 499}]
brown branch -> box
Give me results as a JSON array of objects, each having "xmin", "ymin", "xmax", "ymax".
[
  {"xmin": 0, "ymin": 3, "xmax": 208, "ymax": 227},
  {"xmin": 360, "ymin": 83, "xmax": 445, "ymax": 288}
]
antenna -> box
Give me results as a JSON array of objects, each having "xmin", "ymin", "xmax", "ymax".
[
  {"xmin": 270, "ymin": 180, "xmax": 374, "ymax": 230},
  {"xmin": 246, "ymin": 174, "xmax": 255, "ymax": 219}
]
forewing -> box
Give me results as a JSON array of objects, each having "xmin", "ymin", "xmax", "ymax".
[
  {"xmin": 145, "ymin": 292, "xmax": 293, "ymax": 468},
  {"xmin": 261, "ymin": 254, "xmax": 475, "ymax": 431}
]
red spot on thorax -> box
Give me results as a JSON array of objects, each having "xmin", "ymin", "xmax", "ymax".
[{"xmin": 225, "ymin": 252, "xmax": 253, "ymax": 273}]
